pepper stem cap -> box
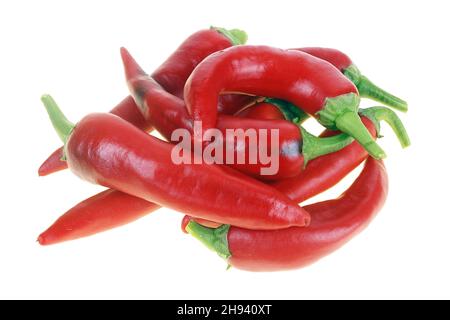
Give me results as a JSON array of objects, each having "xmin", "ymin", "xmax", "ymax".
[
  {"xmin": 41, "ymin": 94, "xmax": 75, "ymax": 144},
  {"xmin": 186, "ymin": 221, "xmax": 231, "ymax": 260},
  {"xmin": 211, "ymin": 26, "xmax": 248, "ymax": 45},
  {"xmin": 336, "ymin": 111, "xmax": 386, "ymax": 159}
]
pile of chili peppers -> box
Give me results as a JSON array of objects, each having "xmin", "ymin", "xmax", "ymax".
[{"xmin": 38, "ymin": 27, "xmax": 410, "ymax": 271}]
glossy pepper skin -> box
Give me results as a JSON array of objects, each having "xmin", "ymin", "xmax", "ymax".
[
  {"xmin": 41, "ymin": 95, "xmax": 310, "ymax": 230},
  {"xmin": 295, "ymin": 47, "xmax": 408, "ymax": 112},
  {"xmin": 122, "ymin": 48, "xmax": 353, "ymax": 180},
  {"xmin": 184, "ymin": 45, "xmax": 386, "ymax": 159},
  {"xmin": 184, "ymin": 157, "xmax": 388, "ymax": 271},
  {"xmin": 236, "ymin": 100, "xmax": 287, "ymax": 120},
  {"xmin": 36, "ymin": 101, "xmax": 300, "ymax": 245},
  {"xmin": 273, "ymin": 116, "xmax": 376, "ymax": 203},
  {"xmin": 186, "ymin": 106, "xmax": 408, "ymax": 228},
  {"xmin": 38, "ymin": 189, "xmax": 158, "ymax": 245},
  {"xmin": 37, "ymin": 27, "xmax": 248, "ymax": 177}
]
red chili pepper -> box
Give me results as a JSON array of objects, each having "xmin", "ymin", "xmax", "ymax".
[
  {"xmin": 274, "ymin": 107, "xmax": 409, "ymax": 203},
  {"xmin": 37, "ymin": 100, "xmax": 307, "ymax": 244},
  {"xmin": 184, "ymin": 45, "xmax": 386, "ymax": 159},
  {"xmin": 36, "ymin": 100, "xmax": 302, "ymax": 245},
  {"xmin": 37, "ymin": 27, "xmax": 248, "ymax": 177},
  {"xmin": 41, "ymin": 95, "xmax": 310, "ymax": 230},
  {"xmin": 38, "ymin": 103, "xmax": 408, "ymax": 245},
  {"xmin": 122, "ymin": 48, "xmax": 355, "ymax": 180},
  {"xmin": 183, "ymin": 106, "xmax": 409, "ymax": 229},
  {"xmin": 183, "ymin": 157, "xmax": 388, "ymax": 271},
  {"xmin": 38, "ymin": 189, "xmax": 158, "ymax": 245},
  {"xmin": 295, "ymin": 47, "xmax": 408, "ymax": 112},
  {"xmin": 273, "ymin": 116, "xmax": 376, "ymax": 203},
  {"xmin": 38, "ymin": 95, "xmax": 152, "ymax": 176}
]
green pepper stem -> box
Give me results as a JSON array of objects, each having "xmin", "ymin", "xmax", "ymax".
[
  {"xmin": 300, "ymin": 127, "xmax": 354, "ymax": 167},
  {"xmin": 359, "ymin": 107, "xmax": 411, "ymax": 148},
  {"xmin": 358, "ymin": 75, "xmax": 408, "ymax": 112},
  {"xmin": 335, "ymin": 111, "xmax": 386, "ymax": 159},
  {"xmin": 344, "ymin": 64, "xmax": 408, "ymax": 112},
  {"xmin": 211, "ymin": 26, "xmax": 248, "ymax": 45},
  {"xmin": 41, "ymin": 94, "xmax": 75, "ymax": 144},
  {"xmin": 264, "ymin": 98, "xmax": 310, "ymax": 124},
  {"xmin": 186, "ymin": 221, "xmax": 231, "ymax": 260}
]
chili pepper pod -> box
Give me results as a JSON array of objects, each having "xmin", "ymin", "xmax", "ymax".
[
  {"xmin": 296, "ymin": 47, "xmax": 408, "ymax": 112},
  {"xmin": 41, "ymin": 95, "xmax": 310, "ymax": 230},
  {"xmin": 183, "ymin": 157, "xmax": 388, "ymax": 271},
  {"xmin": 36, "ymin": 100, "xmax": 304, "ymax": 245},
  {"xmin": 182, "ymin": 105, "xmax": 408, "ymax": 229},
  {"xmin": 38, "ymin": 189, "xmax": 158, "ymax": 245},
  {"xmin": 38, "ymin": 95, "xmax": 152, "ymax": 176},
  {"xmin": 36, "ymin": 100, "xmax": 307, "ymax": 245},
  {"xmin": 121, "ymin": 47, "xmax": 354, "ymax": 180},
  {"xmin": 37, "ymin": 104, "xmax": 407, "ymax": 245},
  {"xmin": 183, "ymin": 45, "xmax": 387, "ymax": 159},
  {"xmin": 37, "ymin": 26, "xmax": 248, "ymax": 177},
  {"xmin": 274, "ymin": 106, "xmax": 410, "ymax": 203}
]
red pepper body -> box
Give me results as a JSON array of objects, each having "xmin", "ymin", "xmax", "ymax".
[
  {"xmin": 122, "ymin": 49, "xmax": 306, "ymax": 180},
  {"xmin": 227, "ymin": 158, "xmax": 387, "ymax": 271},
  {"xmin": 151, "ymin": 29, "xmax": 234, "ymax": 98},
  {"xmin": 38, "ymin": 102, "xmax": 303, "ymax": 245},
  {"xmin": 236, "ymin": 101, "xmax": 286, "ymax": 120},
  {"xmin": 293, "ymin": 47, "xmax": 408, "ymax": 113},
  {"xmin": 38, "ymin": 28, "xmax": 245, "ymax": 177},
  {"xmin": 273, "ymin": 116, "xmax": 376, "ymax": 203},
  {"xmin": 295, "ymin": 47, "xmax": 352, "ymax": 72},
  {"xmin": 184, "ymin": 45, "xmax": 358, "ymax": 133},
  {"xmin": 184, "ymin": 157, "xmax": 387, "ymax": 271},
  {"xmin": 182, "ymin": 117, "xmax": 376, "ymax": 231},
  {"xmin": 38, "ymin": 189, "xmax": 158, "ymax": 245},
  {"xmin": 62, "ymin": 112, "xmax": 309, "ymax": 230}
]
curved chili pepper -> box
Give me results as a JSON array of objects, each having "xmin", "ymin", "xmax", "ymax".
[
  {"xmin": 41, "ymin": 95, "xmax": 310, "ymax": 230},
  {"xmin": 38, "ymin": 105, "xmax": 407, "ymax": 245},
  {"xmin": 184, "ymin": 106, "xmax": 409, "ymax": 229},
  {"xmin": 180, "ymin": 116, "xmax": 378, "ymax": 231},
  {"xmin": 184, "ymin": 157, "xmax": 388, "ymax": 271},
  {"xmin": 37, "ymin": 100, "xmax": 304, "ymax": 245},
  {"xmin": 273, "ymin": 106, "xmax": 409, "ymax": 202},
  {"xmin": 122, "ymin": 48, "xmax": 353, "ymax": 180},
  {"xmin": 37, "ymin": 100, "xmax": 307, "ymax": 244},
  {"xmin": 38, "ymin": 189, "xmax": 158, "ymax": 245},
  {"xmin": 296, "ymin": 47, "xmax": 407, "ymax": 112},
  {"xmin": 38, "ymin": 27, "xmax": 248, "ymax": 177},
  {"xmin": 273, "ymin": 116, "xmax": 376, "ymax": 203},
  {"xmin": 184, "ymin": 45, "xmax": 387, "ymax": 159},
  {"xmin": 38, "ymin": 95, "xmax": 152, "ymax": 176}
]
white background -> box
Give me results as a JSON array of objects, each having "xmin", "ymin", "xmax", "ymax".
[{"xmin": 0, "ymin": 0, "xmax": 449, "ymax": 299}]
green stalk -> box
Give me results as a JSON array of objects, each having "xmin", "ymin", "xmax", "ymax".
[
  {"xmin": 318, "ymin": 93, "xmax": 386, "ymax": 159},
  {"xmin": 41, "ymin": 94, "xmax": 75, "ymax": 144},
  {"xmin": 335, "ymin": 111, "xmax": 386, "ymax": 159},
  {"xmin": 186, "ymin": 221, "xmax": 231, "ymax": 260},
  {"xmin": 211, "ymin": 26, "xmax": 248, "ymax": 45},
  {"xmin": 359, "ymin": 106, "xmax": 410, "ymax": 148},
  {"xmin": 299, "ymin": 127, "xmax": 354, "ymax": 167},
  {"xmin": 344, "ymin": 64, "xmax": 408, "ymax": 112}
]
